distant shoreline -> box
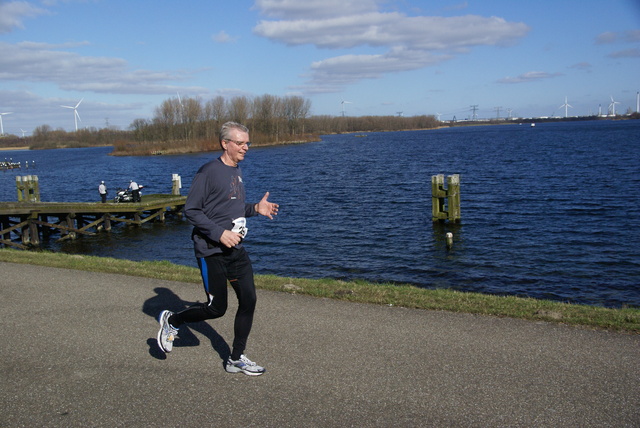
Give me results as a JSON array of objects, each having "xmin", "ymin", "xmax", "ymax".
[
  {"xmin": 0, "ymin": 146, "xmax": 30, "ymax": 151},
  {"xmin": 1, "ymin": 116, "xmax": 638, "ymax": 154}
]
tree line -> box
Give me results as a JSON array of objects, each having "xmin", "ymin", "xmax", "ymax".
[
  {"xmin": 0, "ymin": 94, "xmax": 441, "ymax": 152},
  {"xmin": 131, "ymin": 94, "xmax": 440, "ymax": 145},
  {"xmin": 130, "ymin": 94, "xmax": 313, "ymax": 145}
]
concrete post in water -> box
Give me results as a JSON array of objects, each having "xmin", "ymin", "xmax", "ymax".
[
  {"xmin": 172, "ymin": 174, "xmax": 182, "ymax": 195},
  {"xmin": 431, "ymin": 174, "xmax": 460, "ymax": 223}
]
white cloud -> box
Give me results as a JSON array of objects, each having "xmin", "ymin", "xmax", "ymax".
[
  {"xmin": 16, "ymin": 40, "xmax": 91, "ymax": 49},
  {"xmin": 253, "ymin": 2, "xmax": 530, "ymax": 93},
  {"xmin": 595, "ymin": 30, "xmax": 640, "ymax": 60},
  {"xmin": 253, "ymin": 0, "xmax": 379, "ymax": 19},
  {"xmin": 446, "ymin": 2, "xmax": 469, "ymax": 12},
  {"xmin": 0, "ymin": 42, "xmax": 209, "ymax": 95},
  {"xmin": 303, "ymin": 48, "xmax": 452, "ymax": 94},
  {"xmin": 569, "ymin": 62, "xmax": 592, "ymax": 71},
  {"xmin": 0, "ymin": 1, "xmax": 48, "ymax": 34},
  {"xmin": 595, "ymin": 31, "xmax": 617, "ymax": 44},
  {"xmin": 212, "ymin": 30, "xmax": 235, "ymax": 43},
  {"xmin": 255, "ymin": 13, "xmax": 528, "ymax": 50},
  {"xmin": 596, "ymin": 30, "xmax": 640, "ymax": 45},
  {"xmin": 608, "ymin": 48, "xmax": 640, "ymax": 58},
  {"xmin": 497, "ymin": 71, "xmax": 563, "ymax": 84},
  {"xmin": 624, "ymin": 30, "xmax": 640, "ymax": 42}
]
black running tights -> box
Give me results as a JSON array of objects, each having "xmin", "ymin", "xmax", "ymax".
[{"xmin": 170, "ymin": 247, "xmax": 257, "ymax": 360}]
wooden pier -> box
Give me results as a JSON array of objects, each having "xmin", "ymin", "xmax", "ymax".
[{"xmin": 0, "ymin": 194, "xmax": 187, "ymax": 250}]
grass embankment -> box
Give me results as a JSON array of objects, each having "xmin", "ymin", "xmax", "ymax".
[{"xmin": 1, "ymin": 249, "xmax": 638, "ymax": 333}]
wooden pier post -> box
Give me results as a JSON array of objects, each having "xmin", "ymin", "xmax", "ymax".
[
  {"xmin": 16, "ymin": 175, "xmax": 40, "ymax": 202},
  {"xmin": 103, "ymin": 213, "xmax": 112, "ymax": 231},
  {"xmin": 431, "ymin": 174, "xmax": 446, "ymax": 221},
  {"xmin": 447, "ymin": 174, "xmax": 460, "ymax": 221},
  {"xmin": 31, "ymin": 176, "xmax": 40, "ymax": 202},
  {"xmin": 1, "ymin": 217, "xmax": 7, "ymax": 243},
  {"xmin": 28, "ymin": 212, "xmax": 40, "ymax": 246},
  {"xmin": 21, "ymin": 215, "xmax": 30, "ymax": 245},
  {"xmin": 431, "ymin": 174, "xmax": 461, "ymax": 223},
  {"xmin": 16, "ymin": 176, "xmax": 23, "ymax": 202},
  {"xmin": 65, "ymin": 214, "xmax": 77, "ymax": 240}
]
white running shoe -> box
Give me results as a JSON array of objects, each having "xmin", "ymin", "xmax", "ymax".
[
  {"xmin": 157, "ymin": 310, "xmax": 178, "ymax": 353},
  {"xmin": 225, "ymin": 355, "xmax": 265, "ymax": 376}
]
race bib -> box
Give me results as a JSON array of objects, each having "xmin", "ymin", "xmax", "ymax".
[{"xmin": 232, "ymin": 217, "xmax": 248, "ymax": 238}]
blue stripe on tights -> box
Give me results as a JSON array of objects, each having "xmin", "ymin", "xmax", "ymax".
[{"xmin": 197, "ymin": 257, "xmax": 209, "ymax": 294}]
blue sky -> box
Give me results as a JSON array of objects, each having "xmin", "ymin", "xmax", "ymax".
[{"xmin": 0, "ymin": 0, "xmax": 639, "ymax": 134}]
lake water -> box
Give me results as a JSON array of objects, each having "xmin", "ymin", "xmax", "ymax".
[{"xmin": 2, "ymin": 120, "xmax": 639, "ymax": 308}]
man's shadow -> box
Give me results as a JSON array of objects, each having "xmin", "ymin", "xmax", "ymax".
[{"xmin": 143, "ymin": 287, "xmax": 230, "ymax": 363}]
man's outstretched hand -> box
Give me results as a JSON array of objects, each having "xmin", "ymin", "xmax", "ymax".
[{"xmin": 256, "ymin": 192, "xmax": 279, "ymax": 219}]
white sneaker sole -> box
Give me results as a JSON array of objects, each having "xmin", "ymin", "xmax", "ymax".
[
  {"xmin": 225, "ymin": 365, "xmax": 265, "ymax": 376},
  {"xmin": 156, "ymin": 310, "xmax": 173, "ymax": 353}
]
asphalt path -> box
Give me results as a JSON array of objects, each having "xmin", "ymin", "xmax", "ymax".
[{"xmin": 1, "ymin": 262, "xmax": 638, "ymax": 427}]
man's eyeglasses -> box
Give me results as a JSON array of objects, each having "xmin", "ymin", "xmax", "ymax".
[{"xmin": 225, "ymin": 139, "xmax": 252, "ymax": 148}]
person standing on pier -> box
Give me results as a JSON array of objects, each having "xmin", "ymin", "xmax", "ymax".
[
  {"xmin": 157, "ymin": 121, "xmax": 279, "ymax": 376},
  {"xmin": 128, "ymin": 180, "xmax": 141, "ymax": 202},
  {"xmin": 98, "ymin": 181, "xmax": 107, "ymax": 203}
]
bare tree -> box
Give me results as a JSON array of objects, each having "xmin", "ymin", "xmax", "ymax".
[
  {"xmin": 181, "ymin": 96, "xmax": 203, "ymax": 140},
  {"xmin": 227, "ymin": 96, "xmax": 251, "ymax": 126},
  {"xmin": 203, "ymin": 96, "xmax": 226, "ymax": 139},
  {"xmin": 252, "ymin": 94, "xmax": 278, "ymax": 139},
  {"xmin": 285, "ymin": 95, "xmax": 310, "ymax": 135},
  {"xmin": 154, "ymin": 98, "xmax": 181, "ymax": 141},
  {"xmin": 130, "ymin": 118, "xmax": 151, "ymax": 141}
]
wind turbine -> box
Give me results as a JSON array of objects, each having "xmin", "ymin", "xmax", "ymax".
[
  {"xmin": 340, "ymin": 100, "xmax": 352, "ymax": 117},
  {"xmin": 20, "ymin": 129, "xmax": 27, "ymax": 138},
  {"xmin": 176, "ymin": 91, "xmax": 186, "ymax": 124},
  {"xmin": 61, "ymin": 98, "xmax": 83, "ymax": 131},
  {"xmin": 0, "ymin": 112, "xmax": 13, "ymax": 136},
  {"xmin": 436, "ymin": 112, "xmax": 442, "ymax": 121},
  {"xmin": 559, "ymin": 97, "xmax": 573, "ymax": 118},
  {"xmin": 608, "ymin": 96, "xmax": 620, "ymax": 116}
]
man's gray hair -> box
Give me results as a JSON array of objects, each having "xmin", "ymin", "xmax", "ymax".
[{"xmin": 220, "ymin": 121, "xmax": 249, "ymax": 143}]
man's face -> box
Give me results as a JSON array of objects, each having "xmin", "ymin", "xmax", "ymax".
[{"xmin": 222, "ymin": 129, "xmax": 250, "ymax": 165}]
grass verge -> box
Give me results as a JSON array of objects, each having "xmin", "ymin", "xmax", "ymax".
[{"xmin": 1, "ymin": 248, "xmax": 638, "ymax": 333}]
